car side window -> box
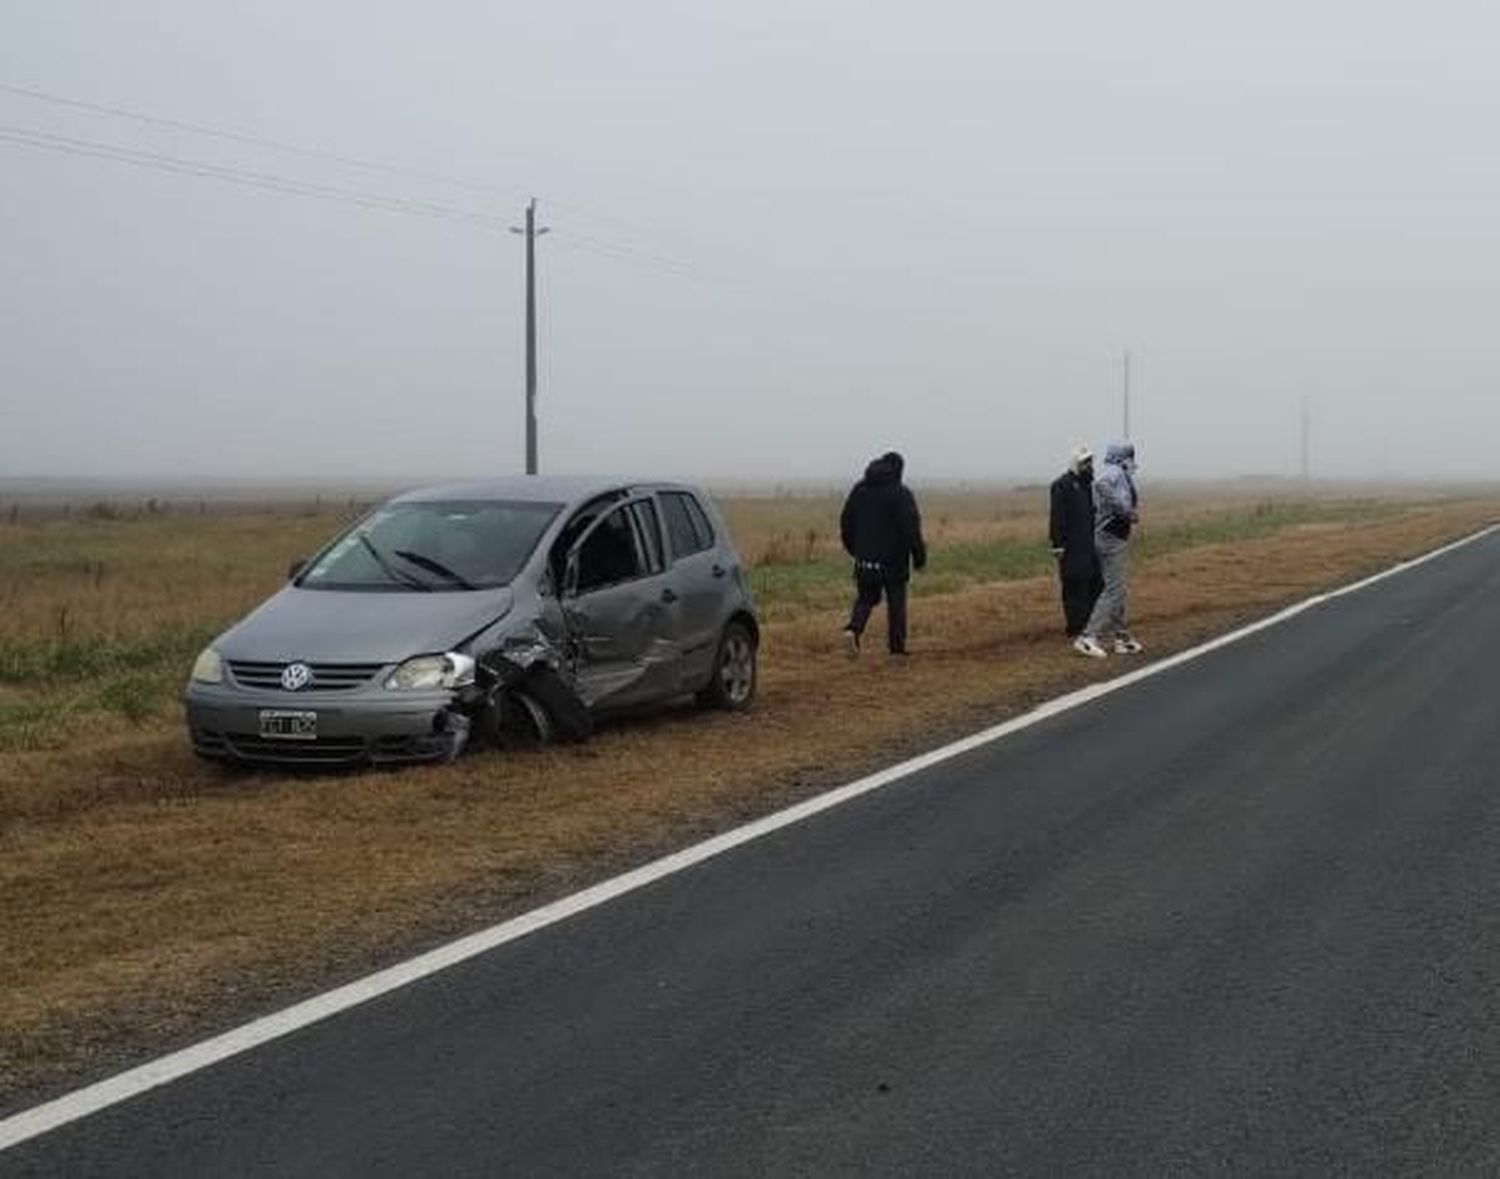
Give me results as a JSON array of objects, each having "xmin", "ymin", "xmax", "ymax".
[
  {"xmin": 575, "ymin": 504, "xmax": 645, "ymax": 592},
  {"xmin": 660, "ymin": 491, "xmax": 714, "ymax": 560},
  {"xmin": 550, "ymin": 492, "xmax": 626, "ymax": 587},
  {"xmin": 683, "ymin": 493, "xmax": 716, "ymax": 549},
  {"xmin": 629, "ymin": 500, "xmax": 666, "ymax": 574}
]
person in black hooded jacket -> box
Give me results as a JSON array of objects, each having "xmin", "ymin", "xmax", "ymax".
[
  {"xmin": 1049, "ymin": 444, "xmax": 1104, "ymax": 638},
  {"xmin": 839, "ymin": 451, "xmax": 927, "ymax": 656}
]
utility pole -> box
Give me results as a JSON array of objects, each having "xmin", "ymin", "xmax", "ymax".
[
  {"xmin": 1122, "ymin": 349, "xmax": 1132, "ymax": 439},
  {"xmin": 1300, "ymin": 395, "xmax": 1310, "ymax": 482},
  {"xmin": 510, "ymin": 198, "xmax": 549, "ymax": 475}
]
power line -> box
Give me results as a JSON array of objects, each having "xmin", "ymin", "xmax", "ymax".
[
  {"xmin": 0, "ymin": 79, "xmax": 677, "ymax": 249},
  {"xmin": 3, "ymin": 86, "xmax": 969, "ymax": 338},
  {"xmin": 5, "ymin": 121, "xmax": 961, "ymax": 336},
  {"xmin": 549, "ymin": 230, "xmax": 704, "ymax": 280},
  {"xmin": 0, "ymin": 79, "xmax": 529, "ymax": 204},
  {"xmin": 0, "ymin": 123, "xmax": 517, "ymax": 231},
  {"xmin": 1, "ymin": 121, "xmax": 719, "ymax": 284},
  {"xmin": 3, "ymin": 83, "xmax": 996, "ymax": 465},
  {"xmin": 0, "ymin": 118, "xmax": 720, "ymax": 288},
  {"xmin": 543, "ymin": 195, "xmax": 700, "ymax": 254},
  {"xmin": 1, "ymin": 80, "xmax": 810, "ymax": 274}
]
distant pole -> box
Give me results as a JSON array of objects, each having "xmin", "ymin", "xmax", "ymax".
[
  {"xmin": 510, "ymin": 198, "xmax": 550, "ymax": 475},
  {"xmin": 1300, "ymin": 395, "xmax": 1310, "ymax": 482},
  {"xmin": 1122, "ymin": 349, "xmax": 1132, "ymax": 439}
]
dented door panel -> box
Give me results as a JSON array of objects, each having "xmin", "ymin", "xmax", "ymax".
[
  {"xmin": 565, "ymin": 578, "xmax": 682, "ymax": 708},
  {"xmin": 560, "ymin": 499, "xmax": 684, "ymax": 709}
]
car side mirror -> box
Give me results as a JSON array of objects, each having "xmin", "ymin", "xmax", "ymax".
[
  {"xmin": 287, "ymin": 557, "xmax": 307, "ymax": 581},
  {"xmin": 563, "ymin": 551, "xmax": 581, "ymax": 599}
]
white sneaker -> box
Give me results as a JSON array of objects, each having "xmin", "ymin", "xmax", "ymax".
[
  {"xmin": 1113, "ymin": 636, "xmax": 1144, "ymax": 655},
  {"xmin": 842, "ymin": 629, "xmax": 861, "ymax": 658},
  {"xmin": 1073, "ymin": 635, "xmax": 1107, "ymax": 659}
]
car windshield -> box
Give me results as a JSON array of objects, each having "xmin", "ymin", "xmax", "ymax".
[{"xmin": 299, "ymin": 500, "xmax": 562, "ymax": 592}]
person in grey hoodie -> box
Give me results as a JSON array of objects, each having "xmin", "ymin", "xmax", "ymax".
[{"xmin": 1075, "ymin": 441, "xmax": 1143, "ymax": 658}]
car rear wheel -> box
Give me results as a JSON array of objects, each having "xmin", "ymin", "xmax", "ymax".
[{"xmin": 698, "ymin": 621, "xmax": 757, "ymax": 711}]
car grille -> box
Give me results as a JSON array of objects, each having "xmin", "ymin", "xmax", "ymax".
[
  {"xmin": 207, "ymin": 732, "xmax": 454, "ymax": 766},
  {"xmin": 227, "ymin": 661, "xmax": 384, "ymax": 692},
  {"xmin": 223, "ymin": 732, "xmax": 370, "ymax": 763}
]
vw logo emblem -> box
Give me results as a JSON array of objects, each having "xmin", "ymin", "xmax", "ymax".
[{"xmin": 280, "ymin": 662, "xmax": 314, "ymax": 692}]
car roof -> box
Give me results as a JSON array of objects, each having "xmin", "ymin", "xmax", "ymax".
[{"xmin": 389, "ymin": 476, "xmax": 704, "ymax": 510}]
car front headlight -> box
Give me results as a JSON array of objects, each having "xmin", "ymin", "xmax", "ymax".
[
  {"xmin": 384, "ymin": 652, "xmax": 476, "ymax": 691},
  {"xmin": 190, "ymin": 647, "xmax": 224, "ymax": 684}
]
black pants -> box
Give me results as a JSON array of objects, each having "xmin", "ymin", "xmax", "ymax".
[
  {"xmin": 1060, "ymin": 567, "xmax": 1104, "ymax": 637},
  {"xmin": 848, "ymin": 564, "xmax": 908, "ymax": 654}
]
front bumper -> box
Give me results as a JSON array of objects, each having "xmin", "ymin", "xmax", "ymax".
[{"xmin": 184, "ymin": 682, "xmax": 467, "ymax": 767}]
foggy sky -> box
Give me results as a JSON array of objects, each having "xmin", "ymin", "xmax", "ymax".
[{"xmin": 4, "ymin": 1, "xmax": 1499, "ymax": 484}]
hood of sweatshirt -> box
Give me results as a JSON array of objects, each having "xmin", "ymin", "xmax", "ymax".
[
  {"xmin": 1103, "ymin": 441, "xmax": 1136, "ymax": 471},
  {"xmin": 863, "ymin": 451, "xmax": 905, "ymax": 486}
]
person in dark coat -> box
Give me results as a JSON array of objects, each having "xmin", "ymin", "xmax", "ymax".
[
  {"xmin": 1049, "ymin": 444, "xmax": 1103, "ymax": 638},
  {"xmin": 839, "ymin": 451, "xmax": 927, "ymax": 656}
]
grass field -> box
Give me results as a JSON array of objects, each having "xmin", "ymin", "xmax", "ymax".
[{"xmin": 2, "ymin": 483, "xmax": 1497, "ymax": 1101}]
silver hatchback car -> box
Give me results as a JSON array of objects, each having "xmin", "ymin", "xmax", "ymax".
[{"xmin": 185, "ymin": 477, "xmax": 759, "ymax": 766}]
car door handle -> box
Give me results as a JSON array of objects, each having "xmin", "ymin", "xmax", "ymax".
[
  {"xmin": 711, "ymin": 564, "xmax": 726, "ymax": 578},
  {"xmin": 661, "ymin": 587, "xmax": 679, "ymax": 603}
]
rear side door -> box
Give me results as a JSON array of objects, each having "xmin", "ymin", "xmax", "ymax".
[
  {"xmin": 562, "ymin": 497, "xmax": 682, "ymax": 709},
  {"xmin": 657, "ymin": 488, "xmax": 731, "ymax": 689}
]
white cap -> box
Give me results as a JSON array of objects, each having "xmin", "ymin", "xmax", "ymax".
[{"xmin": 1070, "ymin": 445, "xmax": 1094, "ymax": 471}]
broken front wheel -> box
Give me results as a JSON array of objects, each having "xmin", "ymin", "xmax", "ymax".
[{"xmin": 473, "ymin": 665, "xmax": 594, "ymax": 749}]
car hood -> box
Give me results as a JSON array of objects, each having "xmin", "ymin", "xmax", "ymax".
[{"xmin": 216, "ymin": 585, "xmax": 516, "ymax": 664}]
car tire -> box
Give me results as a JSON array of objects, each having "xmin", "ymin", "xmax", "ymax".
[
  {"xmin": 523, "ymin": 666, "xmax": 593, "ymax": 743},
  {"xmin": 472, "ymin": 665, "xmax": 592, "ymax": 748},
  {"xmin": 698, "ymin": 620, "xmax": 757, "ymax": 711},
  {"xmin": 474, "ymin": 687, "xmax": 546, "ymax": 748},
  {"xmin": 505, "ymin": 690, "xmax": 555, "ymax": 747}
]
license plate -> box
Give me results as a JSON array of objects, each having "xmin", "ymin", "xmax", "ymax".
[{"xmin": 258, "ymin": 710, "xmax": 318, "ymax": 740}]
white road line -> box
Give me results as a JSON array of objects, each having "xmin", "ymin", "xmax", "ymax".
[{"xmin": 3, "ymin": 521, "xmax": 1496, "ymax": 1152}]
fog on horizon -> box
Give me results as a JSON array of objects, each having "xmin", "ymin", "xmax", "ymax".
[{"xmin": 4, "ymin": 2, "xmax": 1500, "ymax": 486}]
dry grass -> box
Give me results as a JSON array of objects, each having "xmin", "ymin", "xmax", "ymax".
[{"xmin": 1, "ymin": 488, "xmax": 1496, "ymax": 1102}]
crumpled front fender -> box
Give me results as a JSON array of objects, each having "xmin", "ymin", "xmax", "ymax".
[{"xmin": 462, "ymin": 599, "xmax": 590, "ymax": 743}]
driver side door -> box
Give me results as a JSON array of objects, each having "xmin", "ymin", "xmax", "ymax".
[{"xmin": 562, "ymin": 498, "xmax": 683, "ymax": 710}]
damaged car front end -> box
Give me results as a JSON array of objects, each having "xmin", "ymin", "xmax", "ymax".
[{"xmin": 185, "ymin": 477, "xmax": 757, "ymax": 768}]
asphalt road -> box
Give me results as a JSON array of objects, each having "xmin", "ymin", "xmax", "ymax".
[{"xmin": 8, "ymin": 531, "xmax": 1500, "ymax": 1176}]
